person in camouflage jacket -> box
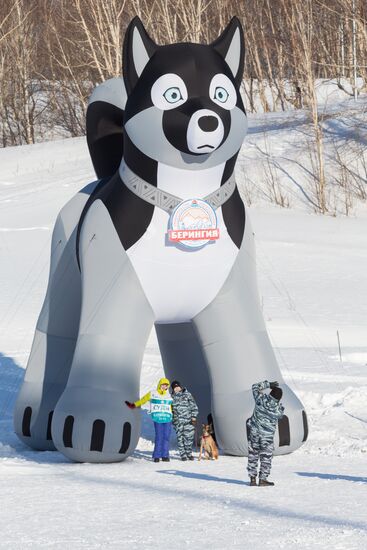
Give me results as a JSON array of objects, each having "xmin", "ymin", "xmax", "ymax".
[
  {"xmin": 171, "ymin": 381, "xmax": 199, "ymax": 461},
  {"xmin": 247, "ymin": 380, "xmax": 284, "ymax": 486}
]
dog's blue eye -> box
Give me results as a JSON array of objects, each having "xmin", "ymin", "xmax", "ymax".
[
  {"xmin": 163, "ymin": 87, "xmax": 183, "ymax": 103},
  {"xmin": 214, "ymin": 87, "xmax": 229, "ymax": 103}
]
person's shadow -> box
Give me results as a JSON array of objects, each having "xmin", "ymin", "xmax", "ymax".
[
  {"xmin": 296, "ymin": 472, "xmax": 367, "ymax": 483},
  {"xmin": 158, "ymin": 469, "xmax": 247, "ymax": 485}
]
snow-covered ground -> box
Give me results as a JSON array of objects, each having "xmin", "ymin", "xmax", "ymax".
[
  {"xmin": 240, "ymin": 94, "xmax": 367, "ymax": 217},
  {"xmin": 0, "ymin": 100, "xmax": 366, "ymax": 548}
]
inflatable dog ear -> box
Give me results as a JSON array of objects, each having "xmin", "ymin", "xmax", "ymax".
[
  {"xmin": 211, "ymin": 16, "xmax": 245, "ymax": 86},
  {"xmin": 123, "ymin": 16, "xmax": 158, "ymax": 95},
  {"xmin": 86, "ymin": 17, "xmax": 157, "ymax": 179}
]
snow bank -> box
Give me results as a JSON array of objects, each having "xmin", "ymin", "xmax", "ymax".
[
  {"xmin": 1, "ymin": 95, "xmax": 367, "ymax": 548},
  {"xmin": 299, "ymin": 387, "xmax": 367, "ymax": 457}
]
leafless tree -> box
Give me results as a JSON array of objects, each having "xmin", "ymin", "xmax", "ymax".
[
  {"xmin": 0, "ymin": 1, "xmax": 48, "ymax": 145},
  {"xmin": 0, "ymin": 0, "xmax": 366, "ymax": 188}
]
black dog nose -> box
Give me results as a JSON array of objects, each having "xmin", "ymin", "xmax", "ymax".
[{"xmin": 198, "ymin": 116, "xmax": 219, "ymax": 132}]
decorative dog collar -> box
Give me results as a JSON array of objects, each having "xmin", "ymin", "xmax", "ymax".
[
  {"xmin": 120, "ymin": 163, "xmax": 236, "ymax": 215},
  {"xmin": 120, "ymin": 163, "xmax": 236, "ymax": 249}
]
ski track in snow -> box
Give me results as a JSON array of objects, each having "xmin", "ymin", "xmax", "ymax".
[{"xmin": 0, "ymin": 101, "xmax": 367, "ymax": 549}]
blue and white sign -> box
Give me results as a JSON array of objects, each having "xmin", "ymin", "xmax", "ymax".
[{"xmin": 150, "ymin": 391, "xmax": 173, "ymax": 423}]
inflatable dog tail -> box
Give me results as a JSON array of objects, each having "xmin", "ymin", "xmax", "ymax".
[{"xmin": 86, "ymin": 77, "xmax": 127, "ymax": 179}]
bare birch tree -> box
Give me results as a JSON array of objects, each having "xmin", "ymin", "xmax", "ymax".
[{"xmin": 0, "ymin": 0, "xmax": 366, "ymax": 145}]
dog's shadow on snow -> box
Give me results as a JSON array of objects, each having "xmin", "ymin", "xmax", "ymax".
[
  {"xmin": 296, "ymin": 472, "xmax": 367, "ymax": 484},
  {"xmin": 158, "ymin": 469, "xmax": 246, "ymax": 485}
]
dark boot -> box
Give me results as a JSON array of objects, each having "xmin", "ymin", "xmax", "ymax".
[
  {"xmin": 153, "ymin": 458, "xmax": 160, "ymax": 463},
  {"xmin": 181, "ymin": 457, "xmax": 187, "ymax": 461},
  {"xmin": 250, "ymin": 477, "xmax": 257, "ymax": 486},
  {"xmin": 162, "ymin": 457, "xmax": 170, "ymax": 462},
  {"xmin": 188, "ymin": 456, "xmax": 195, "ymax": 461},
  {"xmin": 259, "ymin": 479, "xmax": 274, "ymax": 486}
]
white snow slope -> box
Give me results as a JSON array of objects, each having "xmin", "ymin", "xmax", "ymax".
[{"xmin": 0, "ymin": 100, "xmax": 366, "ymax": 549}]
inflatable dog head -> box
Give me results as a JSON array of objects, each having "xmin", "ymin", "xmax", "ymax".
[
  {"xmin": 87, "ymin": 17, "xmax": 247, "ymax": 177},
  {"xmin": 124, "ymin": 17, "xmax": 247, "ymax": 170}
]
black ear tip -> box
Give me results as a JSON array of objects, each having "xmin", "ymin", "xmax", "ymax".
[
  {"xmin": 230, "ymin": 15, "xmax": 240, "ymax": 25},
  {"xmin": 125, "ymin": 16, "xmax": 156, "ymax": 45},
  {"xmin": 229, "ymin": 16, "xmax": 244, "ymax": 33},
  {"xmin": 123, "ymin": 16, "xmax": 157, "ymax": 95},
  {"xmin": 221, "ymin": 16, "xmax": 243, "ymax": 29},
  {"xmin": 125, "ymin": 16, "xmax": 149, "ymax": 38},
  {"xmin": 224, "ymin": 17, "xmax": 244, "ymax": 42},
  {"xmin": 211, "ymin": 16, "xmax": 244, "ymax": 47},
  {"xmin": 129, "ymin": 15, "xmax": 143, "ymax": 27}
]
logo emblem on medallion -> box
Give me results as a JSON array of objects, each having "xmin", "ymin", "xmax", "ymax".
[{"xmin": 168, "ymin": 198, "xmax": 220, "ymax": 249}]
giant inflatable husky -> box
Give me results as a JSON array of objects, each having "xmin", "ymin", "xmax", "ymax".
[{"xmin": 14, "ymin": 17, "xmax": 308, "ymax": 462}]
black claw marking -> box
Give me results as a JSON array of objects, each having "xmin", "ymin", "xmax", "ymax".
[
  {"xmin": 278, "ymin": 415, "xmax": 290, "ymax": 446},
  {"xmin": 47, "ymin": 411, "xmax": 54, "ymax": 441},
  {"xmin": 22, "ymin": 407, "xmax": 32, "ymax": 437},
  {"xmin": 90, "ymin": 419, "xmax": 105, "ymax": 452},
  {"xmin": 119, "ymin": 422, "xmax": 131, "ymax": 454},
  {"xmin": 302, "ymin": 410, "xmax": 309, "ymax": 442},
  {"xmin": 63, "ymin": 416, "xmax": 74, "ymax": 448}
]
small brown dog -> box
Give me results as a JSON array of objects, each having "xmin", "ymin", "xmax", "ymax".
[{"xmin": 199, "ymin": 424, "xmax": 219, "ymax": 460}]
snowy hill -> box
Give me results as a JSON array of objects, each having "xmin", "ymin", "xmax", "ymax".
[{"xmin": 0, "ymin": 101, "xmax": 366, "ymax": 548}]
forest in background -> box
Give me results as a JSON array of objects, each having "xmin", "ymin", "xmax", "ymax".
[
  {"xmin": 0, "ymin": 0, "xmax": 366, "ymax": 146},
  {"xmin": 0, "ymin": 0, "xmax": 366, "ymax": 216}
]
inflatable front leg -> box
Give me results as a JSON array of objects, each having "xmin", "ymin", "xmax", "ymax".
[
  {"xmin": 51, "ymin": 200, "xmax": 154, "ymax": 463},
  {"xmin": 192, "ymin": 218, "xmax": 308, "ymax": 456},
  {"xmin": 155, "ymin": 322, "xmax": 212, "ymax": 426},
  {"xmin": 13, "ymin": 184, "xmax": 99, "ymax": 450}
]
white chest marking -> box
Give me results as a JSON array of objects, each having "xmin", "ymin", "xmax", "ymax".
[{"xmin": 125, "ymin": 161, "xmax": 238, "ymax": 323}]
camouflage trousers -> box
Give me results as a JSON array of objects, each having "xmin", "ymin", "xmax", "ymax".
[
  {"xmin": 246, "ymin": 419, "xmax": 274, "ymax": 480},
  {"xmin": 174, "ymin": 422, "xmax": 195, "ymax": 458}
]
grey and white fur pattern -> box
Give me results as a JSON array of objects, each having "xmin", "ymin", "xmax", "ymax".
[
  {"xmin": 14, "ymin": 17, "xmax": 308, "ymax": 462},
  {"xmin": 247, "ymin": 420, "xmax": 275, "ymax": 480}
]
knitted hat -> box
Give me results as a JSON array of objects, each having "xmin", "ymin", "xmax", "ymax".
[
  {"xmin": 171, "ymin": 380, "xmax": 182, "ymax": 391},
  {"xmin": 270, "ymin": 387, "xmax": 283, "ymax": 401}
]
